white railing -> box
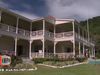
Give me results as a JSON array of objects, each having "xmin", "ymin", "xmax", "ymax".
[
  {"xmin": 55, "ymin": 53, "xmax": 73, "ymax": 59},
  {"xmin": 55, "ymin": 31, "xmax": 73, "ymax": 38},
  {"xmin": 31, "ymin": 30, "xmax": 43, "ymax": 36},
  {"xmin": 45, "ymin": 30, "xmax": 54, "ymax": 38},
  {"xmin": 31, "ymin": 52, "xmax": 43, "ymax": 58},
  {"xmin": 0, "ymin": 50, "xmax": 15, "ymax": 56},
  {"xmin": 31, "ymin": 30, "xmax": 54, "ymax": 38},
  {"xmin": 31, "ymin": 52, "xmax": 73, "ymax": 59},
  {"xmin": 18, "ymin": 28, "xmax": 30, "ymax": 36},
  {"xmin": 0, "ymin": 23, "xmax": 30, "ymax": 36},
  {"xmin": 45, "ymin": 53, "xmax": 54, "ymax": 58},
  {"xmin": 0, "ymin": 23, "xmax": 16, "ymax": 33},
  {"xmin": 9, "ymin": 26, "xmax": 16, "ymax": 33}
]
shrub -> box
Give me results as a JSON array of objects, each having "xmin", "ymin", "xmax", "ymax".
[
  {"xmin": 32, "ymin": 57, "xmax": 66, "ymax": 64},
  {"xmin": 32, "ymin": 58, "xmax": 46, "ymax": 64},
  {"xmin": 15, "ymin": 63, "xmax": 35, "ymax": 69},
  {"xmin": 75, "ymin": 57, "xmax": 86, "ymax": 62},
  {"xmin": 96, "ymin": 53, "xmax": 100, "ymax": 59},
  {"xmin": 11, "ymin": 55, "xmax": 22, "ymax": 67},
  {"xmin": 43, "ymin": 61, "xmax": 53, "ymax": 65},
  {"xmin": 54, "ymin": 62, "xmax": 66, "ymax": 66}
]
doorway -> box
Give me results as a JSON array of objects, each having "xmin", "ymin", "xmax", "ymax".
[{"xmin": 17, "ymin": 45, "xmax": 23, "ymax": 56}]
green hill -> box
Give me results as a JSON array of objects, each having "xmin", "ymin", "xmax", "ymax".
[{"xmin": 80, "ymin": 16, "xmax": 100, "ymax": 58}]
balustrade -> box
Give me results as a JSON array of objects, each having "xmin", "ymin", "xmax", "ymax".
[
  {"xmin": 55, "ymin": 53, "xmax": 73, "ymax": 59},
  {"xmin": 31, "ymin": 52, "xmax": 73, "ymax": 59},
  {"xmin": 0, "ymin": 23, "xmax": 30, "ymax": 36},
  {"xmin": 0, "ymin": 50, "xmax": 15, "ymax": 56},
  {"xmin": 31, "ymin": 30, "xmax": 43, "ymax": 36},
  {"xmin": 45, "ymin": 30, "xmax": 54, "ymax": 38},
  {"xmin": 31, "ymin": 52, "xmax": 43, "ymax": 58},
  {"xmin": 55, "ymin": 31, "xmax": 73, "ymax": 38},
  {"xmin": 0, "ymin": 23, "xmax": 94, "ymax": 44}
]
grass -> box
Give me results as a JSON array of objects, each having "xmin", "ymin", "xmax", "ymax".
[{"xmin": 0, "ymin": 64, "xmax": 100, "ymax": 75}]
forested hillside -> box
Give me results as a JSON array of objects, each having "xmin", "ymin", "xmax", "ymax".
[{"xmin": 80, "ymin": 16, "xmax": 100, "ymax": 58}]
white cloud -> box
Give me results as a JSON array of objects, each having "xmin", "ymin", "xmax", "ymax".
[
  {"xmin": 1, "ymin": 0, "xmax": 100, "ymax": 20},
  {"xmin": 45, "ymin": 0, "xmax": 100, "ymax": 20},
  {"xmin": 11, "ymin": 10, "xmax": 39, "ymax": 20}
]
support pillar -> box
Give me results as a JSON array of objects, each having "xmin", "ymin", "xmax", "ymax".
[
  {"xmin": 83, "ymin": 44, "xmax": 85, "ymax": 56},
  {"xmin": 54, "ymin": 42, "xmax": 57, "ymax": 54},
  {"xmin": 72, "ymin": 21, "xmax": 75, "ymax": 56},
  {"xmin": 16, "ymin": 17, "xmax": 19, "ymax": 34},
  {"xmin": 0, "ymin": 10, "xmax": 2, "ymax": 22},
  {"xmin": 79, "ymin": 42, "xmax": 81, "ymax": 56},
  {"xmin": 93, "ymin": 46, "xmax": 95, "ymax": 57},
  {"xmin": 30, "ymin": 22, "xmax": 32, "ymax": 37},
  {"xmin": 54, "ymin": 23, "xmax": 56, "ymax": 55},
  {"xmin": 42, "ymin": 19, "xmax": 45, "ymax": 58},
  {"xmin": 14, "ymin": 38, "xmax": 17, "ymax": 56},
  {"xmin": 42, "ymin": 39, "xmax": 45, "ymax": 58},
  {"xmin": 91, "ymin": 47, "xmax": 93, "ymax": 57},
  {"xmin": 29, "ymin": 40, "xmax": 33, "ymax": 59}
]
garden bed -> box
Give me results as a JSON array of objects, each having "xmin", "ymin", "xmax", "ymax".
[{"xmin": 32, "ymin": 57, "xmax": 87, "ymax": 67}]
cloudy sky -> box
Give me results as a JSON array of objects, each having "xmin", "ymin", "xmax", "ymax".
[{"xmin": 0, "ymin": 0, "xmax": 100, "ymax": 21}]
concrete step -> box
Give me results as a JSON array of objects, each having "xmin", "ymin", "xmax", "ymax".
[{"xmin": 22, "ymin": 58, "xmax": 33, "ymax": 64}]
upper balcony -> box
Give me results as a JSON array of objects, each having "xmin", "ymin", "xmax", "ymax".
[
  {"xmin": 0, "ymin": 22, "xmax": 74, "ymax": 41},
  {"xmin": 0, "ymin": 23, "xmax": 30, "ymax": 40},
  {"xmin": 0, "ymin": 23, "xmax": 54, "ymax": 41}
]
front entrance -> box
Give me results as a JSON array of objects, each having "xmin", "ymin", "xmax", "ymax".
[{"xmin": 17, "ymin": 45, "xmax": 23, "ymax": 56}]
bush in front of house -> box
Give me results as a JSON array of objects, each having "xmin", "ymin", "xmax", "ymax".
[
  {"xmin": 15, "ymin": 63, "xmax": 35, "ymax": 69},
  {"xmin": 32, "ymin": 58, "xmax": 46, "ymax": 64},
  {"xmin": 11, "ymin": 55, "xmax": 23, "ymax": 67},
  {"xmin": 75, "ymin": 57, "xmax": 86, "ymax": 62},
  {"xmin": 96, "ymin": 53, "xmax": 100, "ymax": 59},
  {"xmin": 32, "ymin": 57, "xmax": 61, "ymax": 64}
]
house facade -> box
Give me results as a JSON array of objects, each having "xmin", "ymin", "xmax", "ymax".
[{"xmin": 0, "ymin": 7, "xmax": 95, "ymax": 59}]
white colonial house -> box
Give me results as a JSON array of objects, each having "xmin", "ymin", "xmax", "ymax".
[{"xmin": 0, "ymin": 7, "xmax": 95, "ymax": 59}]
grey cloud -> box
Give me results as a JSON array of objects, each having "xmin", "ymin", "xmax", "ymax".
[{"xmin": 45, "ymin": 0, "xmax": 100, "ymax": 20}]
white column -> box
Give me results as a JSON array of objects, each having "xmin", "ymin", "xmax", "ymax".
[
  {"xmin": 42, "ymin": 40, "xmax": 45, "ymax": 58},
  {"xmin": 83, "ymin": 43, "xmax": 85, "ymax": 56},
  {"xmin": 14, "ymin": 38, "xmax": 17, "ymax": 56},
  {"xmin": 82, "ymin": 29, "xmax": 85, "ymax": 40},
  {"xmin": 16, "ymin": 17, "xmax": 19, "ymax": 34},
  {"xmin": 72, "ymin": 21, "xmax": 75, "ymax": 56},
  {"xmin": 78, "ymin": 24, "xmax": 80, "ymax": 39},
  {"xmin": 29, "ymin": 40, "xmax": 32, "ymax": 59},
  {"xmin": 0, "ymin": 10, "xmax": 2, "ymax": 22},
  {"xmin": 54, "ymin": 42, "xmax": 57, "ymax": 54},
  {"xmin": 54, "ymin": 25, "xmax": 56, "ymax": 54},
  {"xmin": 93, "ymin": 46, "xmax": 95, "ymax": 57},
  {"xmin": 14, "ymin": 17, "xmax": 19, "ymax": 56},
  {"xmin": 91, "ymin": 47, "xmax": 93, "ymax": 57},
  {"xmin": 79, "ymin": 42, "xmax": 81, "ymax": 56},
  {"xmin": 30, "ymin": 22, "xmax": 32, "ymax": 37},
  {"xmin": 87, "ymin": 19, "xmax": 90, "ymax": 42},
  {"xmin": 42, "ymin": 19, "xmax": 45, "ymax": 58},
  {"xmin": 78, "ymin": 23, "xmax": 81, "ymax": 56}
]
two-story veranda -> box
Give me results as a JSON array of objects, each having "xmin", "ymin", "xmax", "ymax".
[{"xmin": 0, "ymin": 7, "xmax": 95, "ymax": 59}]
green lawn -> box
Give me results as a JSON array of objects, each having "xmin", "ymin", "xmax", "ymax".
[{"xmin": 0, "ymin": 64, "xmax": 100, "ymax": 75}]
